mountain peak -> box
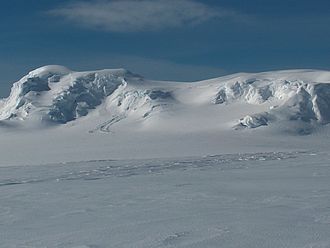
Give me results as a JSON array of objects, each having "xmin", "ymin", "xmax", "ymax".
[{"xmin": 27, "ymin": 65, "xmax": 72, "ymax": 78}]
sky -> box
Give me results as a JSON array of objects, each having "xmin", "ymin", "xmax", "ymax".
[{"xmin": 1, "ymin": 0, "xmax": 330, "ymax": 97}]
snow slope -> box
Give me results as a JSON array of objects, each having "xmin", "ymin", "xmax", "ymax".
[{"xmin": 1, "ymin": 66, "xmax": 330, "ymax": 165}]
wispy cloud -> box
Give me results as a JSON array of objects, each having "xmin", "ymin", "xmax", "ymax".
[{"xmin": 48, "ymin": 0, "xmax": 238, "ymax": 32}]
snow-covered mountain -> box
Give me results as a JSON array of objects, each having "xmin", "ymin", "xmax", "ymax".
[
  {"xmin": 1, "ymin": 65, "xmax": 330, "ymax": 165},
  {"xmin": 1, "ymin": 65, "xmax": 330, "ymax": 133}
]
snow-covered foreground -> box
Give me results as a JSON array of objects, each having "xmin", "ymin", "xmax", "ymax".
[{"xmin": 1, "ymin": 151, "xmax": 330, "ymax": 248}]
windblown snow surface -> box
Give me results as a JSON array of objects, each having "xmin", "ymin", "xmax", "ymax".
[{"xmin": 1, "ymin": 66, "xmax": 330, "ymax": 247}]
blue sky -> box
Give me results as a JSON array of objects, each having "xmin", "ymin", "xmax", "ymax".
[{"xmin": 1, "ymin": 0, "xmax": 330, "ymax": 97}]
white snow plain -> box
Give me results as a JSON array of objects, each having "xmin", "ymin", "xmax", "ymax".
[
  {"xmin": 1, "ymin": 66, "xmax": 330, "ymax": 247},
  {"xmin": 1, "ymin": 152, "xmax": 330, "ymax": 248}
]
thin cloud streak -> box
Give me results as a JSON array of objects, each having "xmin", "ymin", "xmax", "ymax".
[{"xmin": 49, "ymin": 0, "xmax": 238, "ymax": 32}]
